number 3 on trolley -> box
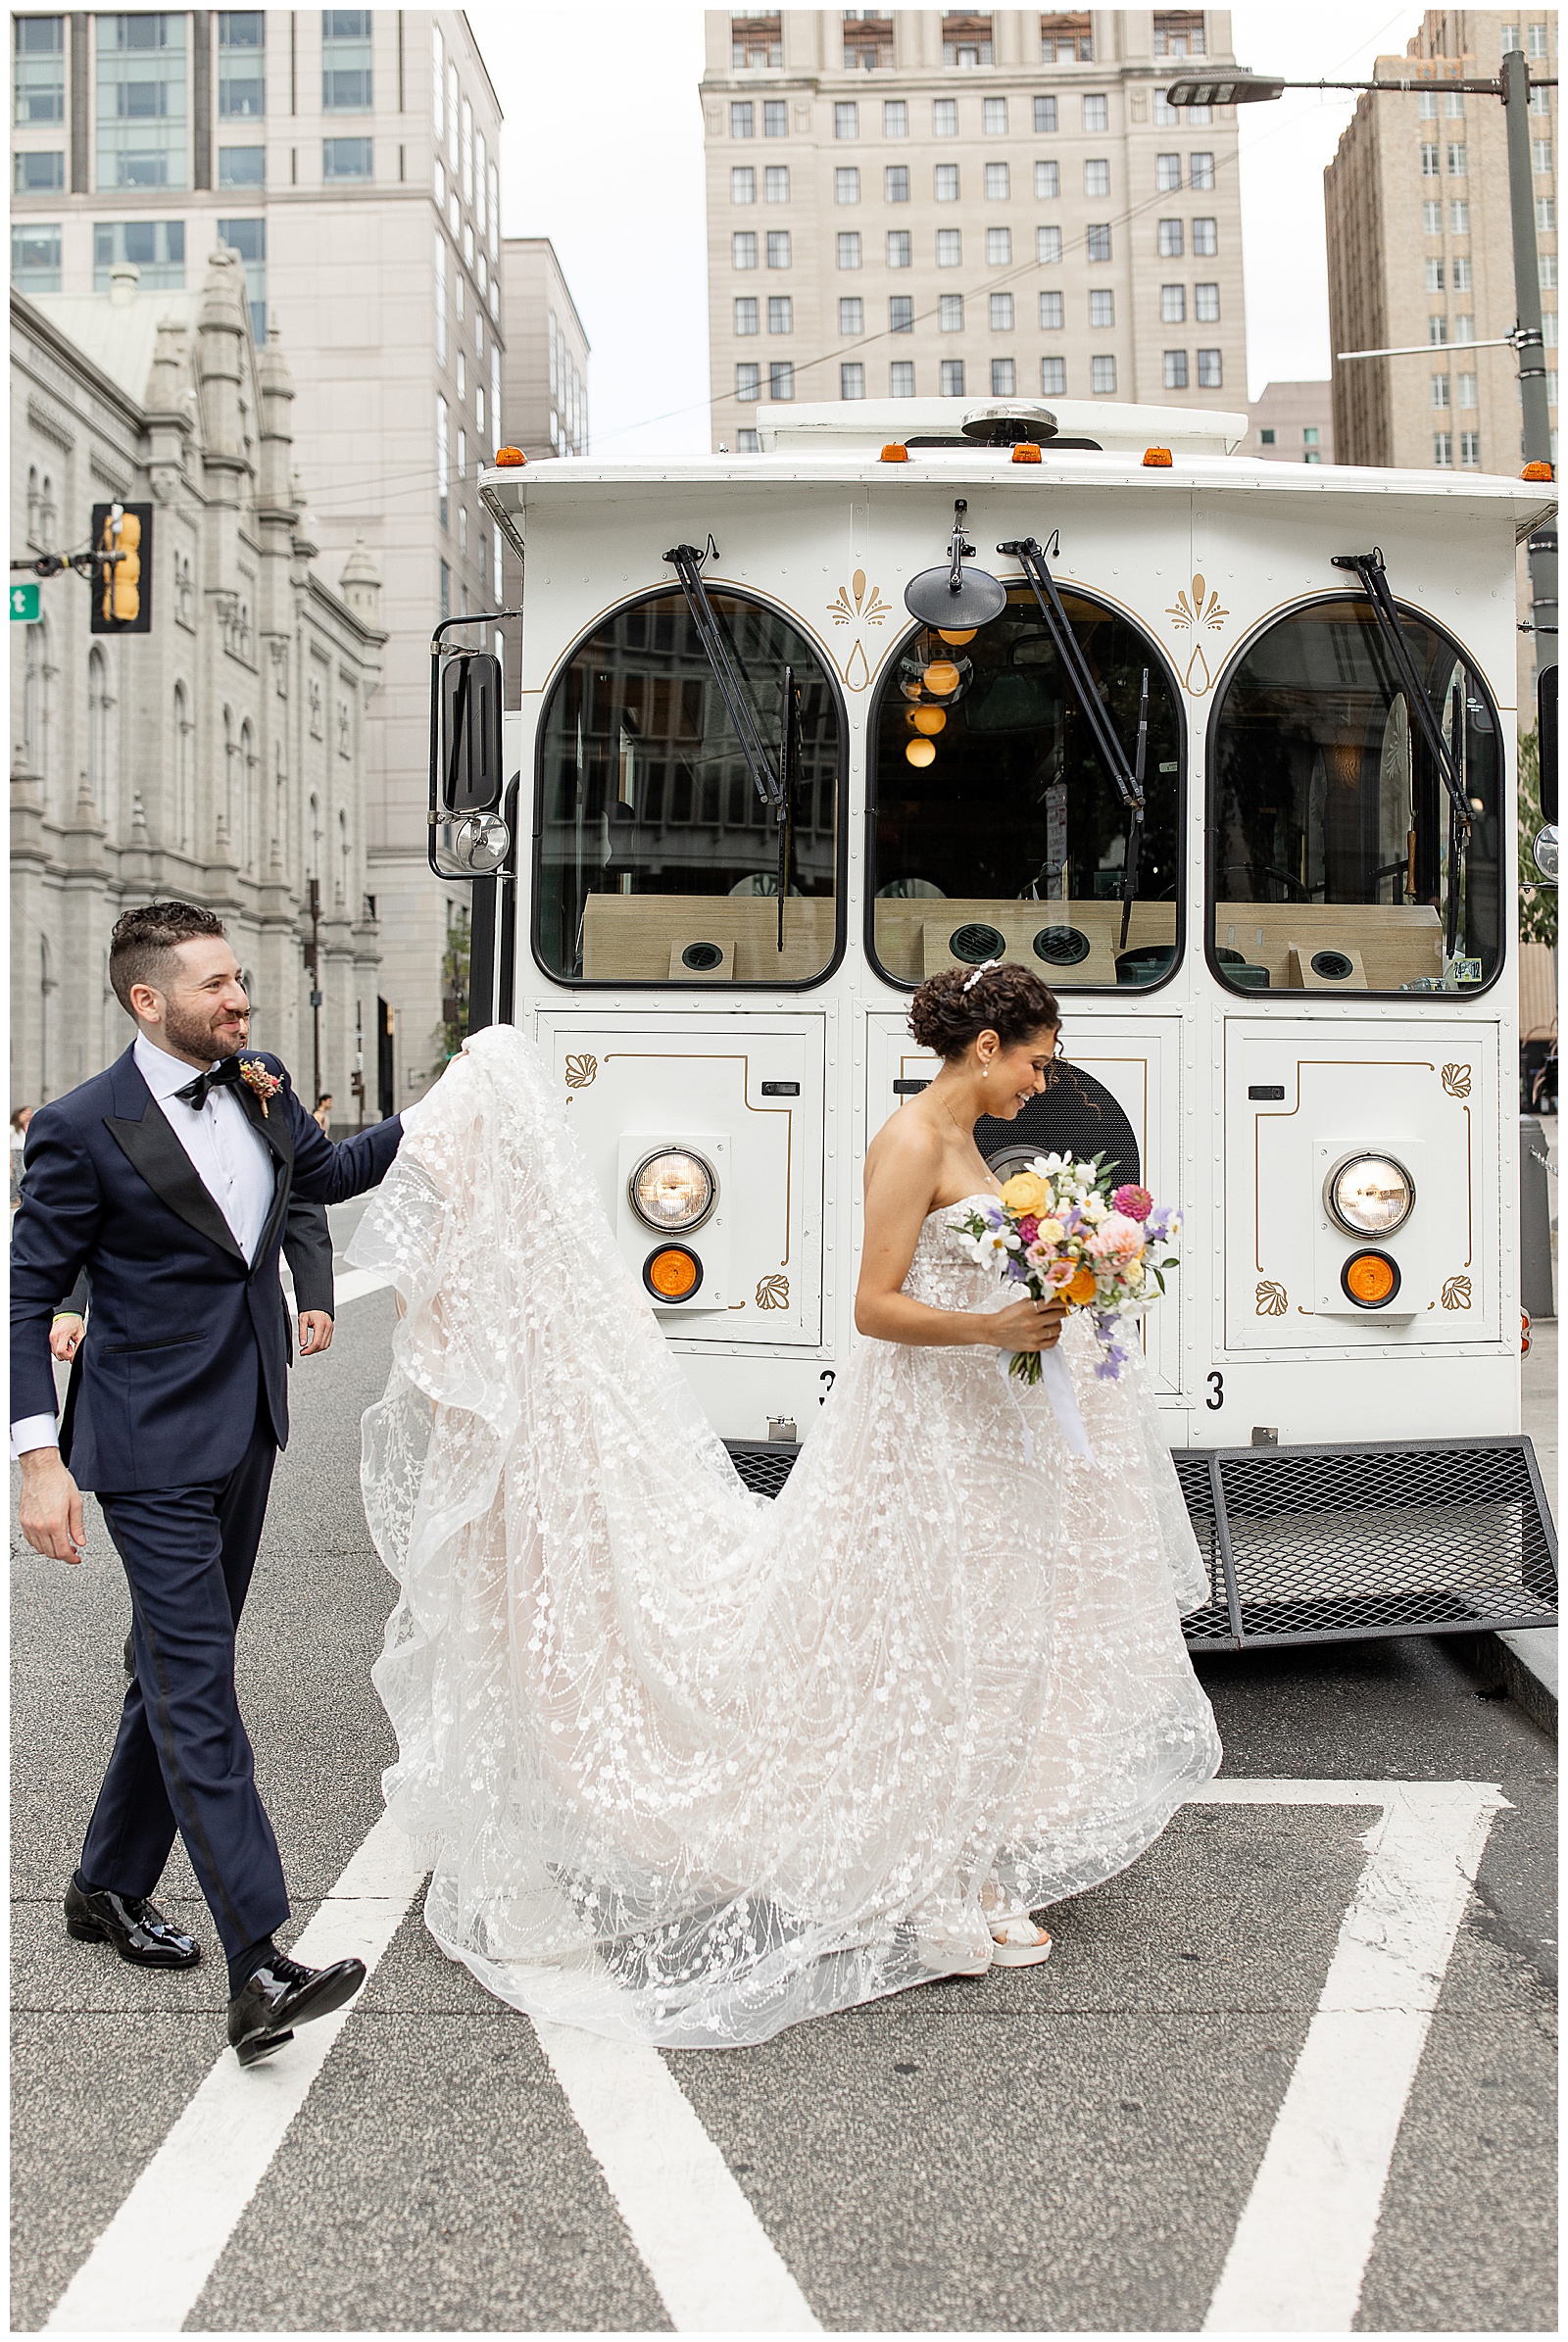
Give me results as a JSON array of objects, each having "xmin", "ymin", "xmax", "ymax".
[{"xmin": 1206, "ymin": 1372, "xmax": 1224, "ymax": 1411}]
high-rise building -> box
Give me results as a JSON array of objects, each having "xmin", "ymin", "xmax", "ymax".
[
  {"xmin": 1325, "ymin": 12, "xmax": 1558, "ymax": 479},
  {"xmin": 1247, "ymin": 378, "xmax": 1335, "ymax": 464},
  {"xmin": 700, "ymin": 8, "xmax": 1247, "ymax": 447},
  {"xmin": 8, "ymin": 10, "xmax": 506, "ymax": 1110},
  {"xmin": 500, "ymin": 238, "xmax": 590, "ymax": 463}
]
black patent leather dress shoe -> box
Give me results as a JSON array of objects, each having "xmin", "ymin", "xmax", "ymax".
[
  {"xmin": 226, "ymin": 1952, "xmax": 368, "ymax": 2068},
  {"xmin": 64, "ymin": 1876, "xmax": 201, "ymax": 1968}
]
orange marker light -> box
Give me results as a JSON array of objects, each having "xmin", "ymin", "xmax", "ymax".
[
  {"xmin": 494, "ymin": 447, "xmax": 526, "ymax": 467},
  {"xmin": 906, "ymin": 737, "xmax": 937, "ymax": 767},
  {"xmin": 1341, "ymin": 1250, "xmax": 1399, "ymax": 1308},
  {"xmin": 1522, "ymin": 460, "xmax": 1554, "ymax": 481},
  {"xmin": 880, "ymin": 442, "xmax": 910, "ymax": 463},
  {"xmin": 1012, "ymin": 442, "xmax": 1043, "ymax": 464},
  {"xmin": 936, "ymin": 627, "xmax": 975, "ymax": 645},
  {"xmin": 923, "ymin": 658, "xmax": 961, "ymax": 696},
  {"xmin": 909, "ymin": 707, "xmax": 947, "ymax": 734},
  {"xmin": 645, "ymin": 1245, "xmax": 702, "ymax": 1301},
  {"xmin": 1143, "ymin": 447, "xmax": 1174, "ymax": 467}
]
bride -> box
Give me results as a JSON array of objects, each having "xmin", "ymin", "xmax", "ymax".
[{"xmin": 352, "ymin": 960, "xmax": 1221, "ymax": 2049}]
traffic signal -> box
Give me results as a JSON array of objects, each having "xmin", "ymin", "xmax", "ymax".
[{"xmin": 89, "ymin": 501, "xmax": 153, "ymax": 634}]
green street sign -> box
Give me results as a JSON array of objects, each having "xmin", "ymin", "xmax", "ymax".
[{"xmin": 9, "ymin": 582, "xmax": 40, "ymax": 622}]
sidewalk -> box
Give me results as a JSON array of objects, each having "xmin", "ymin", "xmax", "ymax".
[{"xmin": 1497, "ymin": 1113, "xmax": 1557, "ymax": 1730}]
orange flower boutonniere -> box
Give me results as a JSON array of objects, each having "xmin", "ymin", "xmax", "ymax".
[{"xmin": 237, "ymin": 1057, "xmax": 283, "ymax": 1119}]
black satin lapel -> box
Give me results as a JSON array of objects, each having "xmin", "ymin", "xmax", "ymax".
[{"xmin": 103, "ymin": 1103, "xmax": 249, "ymax": 1268}]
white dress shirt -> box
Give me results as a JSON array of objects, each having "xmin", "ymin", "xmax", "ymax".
[{"xmin": 10, "ymin": 1036, "xmax": 278, "ymax": 1458}]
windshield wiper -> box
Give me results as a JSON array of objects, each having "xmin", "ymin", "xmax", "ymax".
[
  {"xmin": 664, "ymin": 541, "xmax": 783, "ymax": 814},
  {"xmin": 776, "ymin": 665, "xmax": 803, "ymax": 952},
  {"xmin": 998, "ymin": 536, "xmax": 1149, "ymax": 953},
  {"xmin": 1332, "ymin": 547, "xmax": 1474, "ymax": 960}
]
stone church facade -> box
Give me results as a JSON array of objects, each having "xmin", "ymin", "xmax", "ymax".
[{"xmin": 11, "ymin": 245, "xmax": 387, "ymax": 1118}]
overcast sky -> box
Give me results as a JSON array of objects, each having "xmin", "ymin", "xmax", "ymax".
[{"xmin": 468, "ymin": 3, "xmax": 1428, "ymax": 454}]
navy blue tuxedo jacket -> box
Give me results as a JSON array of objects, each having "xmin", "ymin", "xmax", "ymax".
[{"xmin": 10, "ymin": 1047, "xmax": 403, "ymax": 1491}]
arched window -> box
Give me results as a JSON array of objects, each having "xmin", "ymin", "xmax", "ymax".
[
  {"xmin": 1206, "ymin": 598, "xmax": 1502, "ymax": 995},
  {"xmin": 172, "ymin": 682, "xmax": 193, "ymax": 852},
  {"xmin": 86, "ymin": 646, "xmax": 113, "ymax": 828},
  {"xmin": 25, "ymin": 465, "xmax": 40, "ymax": 544},
  {"xmin": 868, "ymin": 589, "xmax": 1183, "ymax": 990},
  {"xmin": 337, "ymin": 805, "xmax": 350, "ymax": 905},
  {"xmin": 240, "ymin": 718, "xmax": 257, "ymax": 868},
  {"xmin": 222, "ymin": 707, "xmax": 237, "ymax": 850},
  {"xmin": 536, "ymin": 589, "xmax": 845, "ymax": 986},
  {"xmin": 272, "ymin": 740, "xmax": 287, "ymax": 870},
  {"xmin": 38, "ymin": 934, "xmax": 55, "ymax": 1101},
  {"xmin": 21, "ymin": 619, "xmax": 48, "ymax": 779}
]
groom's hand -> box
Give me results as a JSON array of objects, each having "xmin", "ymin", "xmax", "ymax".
[
  {"xmin": 298, "ymin": 1309, "xmax": 334, "ymax": 1356},
  {"xmin": 18, "ymin": 1448, "xmax": 86, "ymax": 1564}
]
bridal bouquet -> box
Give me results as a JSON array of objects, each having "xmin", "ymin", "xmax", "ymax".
[{"xmin": 949, "ymin": 1154, "xmax": 1180, "ymax": 1390}]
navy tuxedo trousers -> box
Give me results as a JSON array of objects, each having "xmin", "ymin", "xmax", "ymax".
[{"xmin": 81, "ymin": 1405, "xmax": 287, "ymax": 1961}]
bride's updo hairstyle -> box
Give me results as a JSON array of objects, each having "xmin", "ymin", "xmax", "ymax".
[{"xmin": 908, "ymin": 961, "xmax": 1060, "ymax": 1060}]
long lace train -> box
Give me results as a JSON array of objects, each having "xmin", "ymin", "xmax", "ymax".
[{"xmin": 350, "ymin": 1026, "xmax": 1220, "ymax": 2048}]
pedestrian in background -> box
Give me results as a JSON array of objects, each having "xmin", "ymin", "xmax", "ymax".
[
  {"xmin": 313, "ymin": 1093, "xmax": 334, "ymax": 1135},
  {"xmin": 11, "ymin": 1104, "xmax": 33, "ymax": 1211}
]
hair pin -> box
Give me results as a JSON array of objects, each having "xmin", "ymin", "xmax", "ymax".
[{"xmin": 960, "ymin": 957, "xmax": 1002, "ymax": 993}]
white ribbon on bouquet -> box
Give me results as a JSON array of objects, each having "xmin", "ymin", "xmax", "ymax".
[{"xmin": 997, "ymin": 1341, "xmax": 1095, "ymax": 1464}]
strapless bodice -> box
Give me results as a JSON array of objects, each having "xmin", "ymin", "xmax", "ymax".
[{"xmin": 902, "ymin": 1196, "xmax": 999, "ymax": 1312}]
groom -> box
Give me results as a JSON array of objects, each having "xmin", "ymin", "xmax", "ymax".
[{"xmin": 11, "ymin": 901, "xmax": 404, "ymax": 2067}]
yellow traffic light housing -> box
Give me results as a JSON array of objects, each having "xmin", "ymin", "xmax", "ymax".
[{"xmin": 89, "ymin": 500, "xmax": 153, "ymax": 634}]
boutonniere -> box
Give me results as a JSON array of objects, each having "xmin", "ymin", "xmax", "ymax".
[{"xmin": 237, "ymin": 1057, "xmax": 283, "ymax": 1119}]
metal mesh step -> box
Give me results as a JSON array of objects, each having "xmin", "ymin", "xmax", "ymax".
[{"xmin": 727, "ymin": 1434, "xmax": 1558, "ymax": 1650}]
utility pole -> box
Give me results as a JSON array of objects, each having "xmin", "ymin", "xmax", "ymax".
[
  {"xmin": 1500, "ymin": 47, "xmax": 1559, "ymax": 675},
  {"xmin": 306, "ymin": 876, "xmax": 322, "ymax": 1105}
]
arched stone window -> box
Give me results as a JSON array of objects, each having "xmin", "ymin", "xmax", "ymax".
[
  {"xmin": 240, "ymin": 717, "xmax": 258, "ymax": 868},
  {"xmin": 172, "ymin": 682, "xmax": 193, "ymax": 852},
  {"xmin": 87, "ymin": 645, "xmax": 114, "ymax": 829},
  {"xmin": 222, "ymin": 707, "xmax": 237, "ymax": 850}
]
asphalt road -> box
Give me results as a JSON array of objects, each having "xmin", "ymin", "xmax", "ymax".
[{"xmin": 10, "ymin": 1241, "xmax": 1558, "ymax": 2333}]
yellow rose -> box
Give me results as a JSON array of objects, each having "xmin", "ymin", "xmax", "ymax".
[
  {"xmin": 1037, "ymin": 1218, "xmax": 1064, "ymax": 1245},
  {"xmin": 1000, "ymin": 1171, "xmax": 1052, "ymax": 1217}
]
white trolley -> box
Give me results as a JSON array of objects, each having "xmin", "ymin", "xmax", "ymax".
[{"xmin": 429, "ymin": 395, "xmax": 1558, "ymax": 1651}]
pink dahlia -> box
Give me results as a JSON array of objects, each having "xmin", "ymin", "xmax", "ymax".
[{"xmin": 1111, "ymin": 1183, "xmax": 1153, "ymax": 1223}]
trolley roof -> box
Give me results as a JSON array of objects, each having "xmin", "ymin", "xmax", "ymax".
[{"xmin": 482, "ymin": 399, "xmax": 1555, "ymax": 547}]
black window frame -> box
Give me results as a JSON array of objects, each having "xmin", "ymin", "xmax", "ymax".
[
  {"xmin": 863, "ymin": 589, "xmax": 1189, "ymax": 998},
  {"xmin": 530, "ymin": 581, "xmax": 851, "ymax": 994},
  {"xmin": 1203, "ymin": 590, "xmax": 1507, "ymax": 1003}
]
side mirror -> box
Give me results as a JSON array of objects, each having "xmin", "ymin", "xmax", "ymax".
[
  {"xmin": 439, "ymin": 651, "xmax": 504, "ymax": 813},
  {"xmin": 1538, "ymin": 664, "xmax": 1558, "ymax": 823}
]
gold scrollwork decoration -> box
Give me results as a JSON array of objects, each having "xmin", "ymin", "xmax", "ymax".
[
  {"xmin": 756, "ymin": 1273, "xmax": 790, "ymax": 1311},
  {"xmin": 1441, "ymin": 1275, "xmax": 1472, "ymax": 1310},
  {"xmin": 1255, "ymin": 1280, "xmax": 1288, "ymax": 1317},
  {"xmin": 827, "ymin": 568, "xmax": 891, "ymax": 628},
  {"xmin": 564, "ymin": 1053, "xmax": 598, "ymax": 1089},
  {"xmin": 1441, "ymin": 1063, "xmax": 1472, "ymax": 1098},
  {"xmin": 1166, "ymin": 571, "xmax": 1230, "ymax": 699}
]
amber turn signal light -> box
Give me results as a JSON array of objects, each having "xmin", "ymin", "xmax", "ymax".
[
  {"xmin": 494, "ymin": 447, "xmax": 526, "ymax": 467},
  {"xmin": 1340, "ymin": 1249, "xmax": 1400, "ymax": 1308},
  {"xmin": 1143, "ymin": 447, "xmax": 1174, "ymax": 467},
  {"xmin": 1522, "ymin": 460, "xmax": 1554, "ymax": 481},
  {"xmin": 644, "ymin": 1244, "xmax": 703, "ymax": 1301},
  {"xmin": 880, "ymin": 442, "xmax": 910, "ymax": 463},
  {"xmin": 1011, "ymin": 442, "xmax": 1043, "ymax": 464}
]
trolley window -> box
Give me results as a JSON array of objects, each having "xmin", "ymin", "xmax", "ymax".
[
  {"xmin": 867, "ymin": 589, "xmax": 1183, "ymax": 990},
  {"xmin": 1207, "ymin": 598, "xmax": 1502, "ymax": 996},
  {"xmin": 536, "ymin": 590, "xmax": 844, "ymax": 986}
]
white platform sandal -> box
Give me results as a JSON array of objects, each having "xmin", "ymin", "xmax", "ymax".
[{"xmin": 987, "ymin": 1915, "xmax": 1054, "ymax": 1967}]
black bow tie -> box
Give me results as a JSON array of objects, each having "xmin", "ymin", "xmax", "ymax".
[{"xmin": 173, "ymin": 1057, "xmax": 245, "ymax": 1111}]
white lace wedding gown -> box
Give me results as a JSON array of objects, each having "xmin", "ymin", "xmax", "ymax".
[{"xmin": 351, "ymin": 1026, "xmax": 1221, "ymax": 2049}]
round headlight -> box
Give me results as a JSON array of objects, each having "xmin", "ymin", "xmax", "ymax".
[
  {"xmin": 1533, "ymin": 823, "xmax": 1558, "ymax": 884},
  {"xmin": 1324, "ymin": 1151, "xmax": 1415, "ymax": 1238},
  {"xmin": 628, "ymin": 1148, "xmax": 716, "ymax": 1234}
]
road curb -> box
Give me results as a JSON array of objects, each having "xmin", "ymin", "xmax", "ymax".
[{"xmin": 1453, "ymin": 1628, "xmax": 1558, "ymax": 1739}]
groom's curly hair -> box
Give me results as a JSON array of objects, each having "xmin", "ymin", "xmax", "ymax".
[
  {"xmin": 109, "ymin": 901, "xmax": 227, "ymax": 1011},
  {"xmin": 908, "ymin": 962, "xmax": 1060, "ymax": 1059}
]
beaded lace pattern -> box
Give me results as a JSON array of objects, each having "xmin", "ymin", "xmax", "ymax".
[{"xmin": 351, "ymin": 1026, "xmax": 1221, "ymax": 2049}]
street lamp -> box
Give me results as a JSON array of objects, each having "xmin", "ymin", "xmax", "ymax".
[{"xmin": 1165, "ymin": 61, "xmax": 1558, "ymax": 662}]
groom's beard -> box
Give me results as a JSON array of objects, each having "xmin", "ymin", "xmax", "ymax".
[{"xmin": 163, "ymin": 999, "xmax": 250, "ymax": 1065}]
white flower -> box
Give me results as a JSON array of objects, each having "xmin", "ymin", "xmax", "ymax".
[{"xmin": 1083, "ymin": 1195, "xmax": 1108, "ymax": 1223}]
